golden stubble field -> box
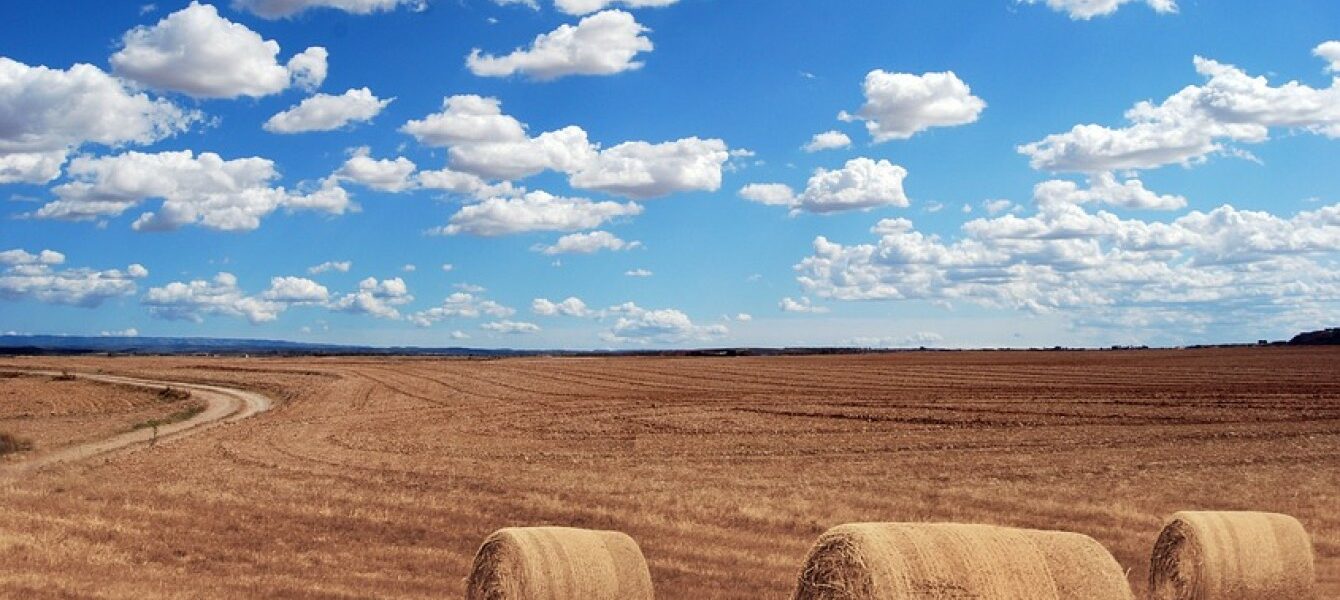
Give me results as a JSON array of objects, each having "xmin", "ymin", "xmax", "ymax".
[{"xmin": 0, "ymin": 347, "xmax": 1337, "ymax": 598}]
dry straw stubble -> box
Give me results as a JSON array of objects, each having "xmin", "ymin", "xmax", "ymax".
[
  {"xmin": 792, "ymin": 522, "xmax": 1134, "ymax": 600},
  {"xmin": 466, "ymin": 527, "xmax": 654, "ymax": 600},
  {"xmin": 1149, "ymin": 510, "xmax": 1315, "ymax": 600}
]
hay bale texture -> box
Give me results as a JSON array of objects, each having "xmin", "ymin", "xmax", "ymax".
[
  {"xmin": 465, "ymin": 527, "xmax": 654, "ymax": 600},
  {"xmin": 1149, "ymin": 511, "xmax": 1315, "ymax": 600},
  {"xmin": 791, "ymin": 523, "xmax": 1134, "ymax": 600}
]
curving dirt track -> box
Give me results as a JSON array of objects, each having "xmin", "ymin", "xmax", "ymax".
[
  {"xmin": 0, "ymin": 348, "xmax": 1336, "ymax": 598},
  {"xmin": 0, "ymin": 371, "xmax": 272, "ymax": 477}
]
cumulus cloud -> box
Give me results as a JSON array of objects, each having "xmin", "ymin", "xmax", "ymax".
[
  {"xmin": 532, "ymin": 296, "xmax": 590, "ymax": 317},
  {"xmin": 794, "ymin": 190, "xmax": 1340, "ymax": 330},
  {"xmin": 436, "ymin": 191, "xmax": 642, "ymax": 236},
  {"xmin": 0, "ymin": 57, "xmax": 198, "ymax": 184},
  {"xmin": 329, "ymin": 277, "xmax": 413, "ymax": 320},
  {"xmin": 0, "ymin": 249, "xmax": 147, "ymax": 308},
  {"xmin": 1317, "ymin": 41, "xmax": 1340, "ymax": 73},
  {"xmin": 740, "ymin": 157, "xmax": 909, "ymax": 214},
  {"xmin": 839, "ymin": 70, "xmax": 986, "ymax": 142},
  {"xmin": 555, "ymin": 0, "xmax": 678, "ymax": 16},
  {"xmin": 34, "ymin": 150, "xmax": 351, "ymax": 231},
  {"xmin": 535, "ymin": 230, "xmax": 641, "ymax": 255},
  {"xmin": 232, "ymin": 0, "xmax": 426, "ymax": 18},
  {"xmin": 1034, "ymin": 173, "xmax": 1186, "ymax": 211},
  {"xmin": 481, "ymin": 320, "xmax": 541, "ymax": 334},
  {"xmin": 601, "ymin": 302, "xmax": 727, "ymax": 343},
  {"xmin": 146, "ymin": 273, "xmax": 410, "ymax": 323},
  {"xmin": 466, "ymin": 10, "xmax": 652, "ymax": 80},
  {"xmin": 803, "ymin": 130, "xmax": 853, "ymax": 153},
  {"xmin": 110, "ymin": 2, "xmax": 327, "ymax": 98},
  {"xmin": 410, "ymin": 292, "xmax": 515, "ymax": 327},
  {"xmin": 1021, "ymin": 0, "xmax": 1177, "ymax": 20},
  {"xmin": 261, "ymin": 276, "xmax": 329, "ymax": 303},
  {"xmin": 625, "ymin": 268, "xmax": 652, "ymax": 277},
  {"xmin": 143, "ymin": 273, "xmax": 285, "ymax": 323},
  {"xmin": 779, "ymin": 296, "xmax": 829, "ymax": 313},
  {"xmin": 308, "ymin": 260, "xmax": 351, "ymax": 274},
  {"xmin": 334, "ymin": 147, "xmax": 417, "ymax": 192},
  {"xmin": 264, "ymin": 88, "xmax": 392, "ymax": 134},
  {"xmin": 569, "ymin": 137, "xmax": 730, "ymax": 199},
  {"xmin": 1020, "ymin": 47, "xmax": 1340, "ymax": 173},
  {"xmin": 401, "ymin": 95, "xmax": 729, "ymax": 197},
  {"xmin": 101, "ymin": 328, "xmax": 140, "ymax": 337},
  {"xmin": 403, "ymin": 95, "xmax": 595, "ymax": 180}
]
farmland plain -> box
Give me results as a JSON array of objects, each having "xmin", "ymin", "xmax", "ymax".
[{"xmin": 0, "ymin": 347, "xmax": 1337, "ymax": 598}]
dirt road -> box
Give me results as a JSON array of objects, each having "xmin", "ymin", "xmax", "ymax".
[{"xmin": 0, "ymin": 371, "xmax": 271, "ymax": 477}]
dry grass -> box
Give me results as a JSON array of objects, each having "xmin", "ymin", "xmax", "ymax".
[
  {"xmin": 0, "ymin": 372, "xmax": 203, "ymax": 451},
  {"xmin": 0, "ymin": 347, "xmax": 1336, "ymax": 598}
]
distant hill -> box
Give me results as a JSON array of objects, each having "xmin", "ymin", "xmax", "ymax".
[{"xmin": 1288, "ymin": 328, "xmax": 1340, "ymax": 345}]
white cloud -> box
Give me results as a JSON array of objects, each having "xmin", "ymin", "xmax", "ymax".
[
  {"xmin": 450, "ymin": 330, "xmax": 471, "ymax": 340},
  {"xmin": 1034, "ymin": 173, "xmax": 1186, "ymax": 211},
  {"xmin": 741, "ymin": 157, "xmax": 909, "ymax": 214},
  {"xmin": 401, "ymin": 264, "xmax": 416, "ymax": 272},
  {"xmin": 441, "ymin": 263, "xmax": 455, "ymax": 272},
  {"xmin": 554, "ymin": 0, "xmax": 678, "ymax": 16},
  {"xmin": 307, "ymin": 260, "xmax": 351, "ymax": 274},
  {"xmin": 795, "ymin": 192, "xmax": 1340, "ymax": 330},
  {"xmin": 264, "ymin": 88, "xmax": 392, "ymax": 134},
  {"xmin": 329, "ymin": 276, "xmax": 413, "ymax": 320},
  {"xmin": 232, "ymin": 0, "xmax": 426, "ymax": 19},
  {"xmin": 0, "ymin": 249, "xmax": 66, "ymax": 266},
  {"xmin": 839, "ymin": 70, "xmax": 986, "ymax": 142},
  {"xmin": 0, "ymin": 57, "xmax": 198, "ymax": 184},
  {"xmin": 466, "ymin": 10, "xmax": 652, "ymax": 80},
  {"xmin": 481, "ymin": 320, "xmax": 541, "ymax": 334},
  {"xmin": 536, "ymin": 230, "xmax": 641, "ymax": 254},
  {"xmin": 1317, "ymin": 41, "xmax": 1340, "ymax": 73},
  {"xmin": 569, "ymin": 137, "xmax": 729, "ymax": 199},
  {"xmin": 410, "ymin": 292, "xmax": 515, "ymax": 326},
  {"xmin": 1021, "ymin": 0, "xmax": 1177, "ymax": 20},
  {"xmin": 779, "ymin": 296, "xmax": 829, "ymax": 314},
  {"xmin": 734, "ymin": 313, "xmax": 752, "ymax": 322},
  {"xmin": 601, "ymin": 302, "xmax": 727, "ymax": 343},
  {"xmin": 110, "ymin": 2, "xmax": 327, "ymax": 98},
  {"xmin": 144, "ymin": 273, "xmax": 284, "ymax": 324},
  {"xmin": 0, "ymin": 249, "xmax": 147, "ymax": 308},
  {"xmin": 455, "ymin": 283, "xmax": 487, "ymax": 293},
  {"xmin": 261, "ymin": 276, "xmax": 330, "ymax": 303},
  {"xmin": 401, "ymin": 95, "xmax": 729, "ymax": 196},
  {"xmin": 803, "ymin": 130, "xmax": 853, "ymax": 153},
  {"xmin": 983, "ymin": 198, "xmax": 1015, "ymax": 215},
  {"xmin": 849, "ymin": 332, "xmax": 944, "ymax": 348},
  {"xmin": 436, "ymin": 191, "xmax": 642, "ymax": 236},
  {"xmin": 1020, "ymin": 49, "xmax": 1340, "ymax": 173},
  {"xmin": 335, "ymin": 147, "xmax": 417, "ymax": 192},
  {"xmin": 35, "ymin": 150, "xmax": 351, "ymax": 231},
  {"xmin": 625, "ymin": 268, "xmax": 652, "ymax": 277},
  {"xmin": 532, "ymin": 297, "xmax": 590, "ymax": 317},
  {"xmin": 101, "ymin": 328, "xmax": 140, "ymax": 337}
]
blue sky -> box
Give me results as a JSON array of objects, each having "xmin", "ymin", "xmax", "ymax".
[{"xmin": 1, "ymin": 0, "xmax": 1338, "ymax": 348}]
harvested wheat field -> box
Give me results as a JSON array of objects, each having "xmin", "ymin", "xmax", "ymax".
[{"xmin": 0, "ymin": 347, "xmax": 1337, "ymax": 598}]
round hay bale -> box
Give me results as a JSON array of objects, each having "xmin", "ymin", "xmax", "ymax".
[
  {"xmin": 791, "ymin": 522, "xmax": 1134, "ymax": 600},
  {"xmin": 1149, "ymin": 511, "xmax": 1315, "ymax": 600},
  {"xmin": 465, "ymin": 526, "xmax": 654, "ymax": 600}
]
